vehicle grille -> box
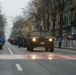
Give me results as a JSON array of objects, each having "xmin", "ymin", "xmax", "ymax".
[{"xmin": 37, "ymin": 38, "xmax": 47, "ymax": 42}]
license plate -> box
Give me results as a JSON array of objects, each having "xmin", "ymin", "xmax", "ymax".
[{"xmin": 41, "ymin": 42, "xmax": 45, "ymax": 44}]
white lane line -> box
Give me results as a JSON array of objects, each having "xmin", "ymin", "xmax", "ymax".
[
  {"xmin": 62, "ymin": 56, "xmax": 76, "ymax": 60},
  {"xmin": 16, "ymin": 64, "xmax": 23, "ymax": 71},
  {"xmin": 8, "ymin": 47, "xmax": 13, "ymax": 55}
]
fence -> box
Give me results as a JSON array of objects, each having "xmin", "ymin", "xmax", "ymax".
[{"xmin": 54, "ymin": 40, "xmax": 76, "ymax": 50}]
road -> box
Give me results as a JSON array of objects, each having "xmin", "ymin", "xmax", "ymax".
[{"xmin": 0, "ymin": 42, "xmax": 76, "ymax": 75}]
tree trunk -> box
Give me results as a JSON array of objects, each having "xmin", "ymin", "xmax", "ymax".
[
  {"xmin": 43, "ymin": 18, "xmax": 46, "ymax": 31},
  {"xmin": 59, "ymin": 11, "xmax": 63, "ymax": 37},
  {"xmin": 52, "ymin": 19, "xmax": 55, "ymax": 37},
  {"xmin": 46, "ymin": 13, "xmax": 50, "ymax": 31}
]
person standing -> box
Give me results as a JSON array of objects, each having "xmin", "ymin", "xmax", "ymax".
[{"xmin": 58, "ymin": 36, "xmax": 62, "ymax": 48}]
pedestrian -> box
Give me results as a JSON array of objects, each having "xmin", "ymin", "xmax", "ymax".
[
  {"xmin": 0, "ymin": 36, "xmax": 5, "ymax": 49},
  {"xmin": 58, "ymin": 36, "xmax": 62, "ymax": 48},
  {"xmin": 1, "ymin": 38, "xmax": 5, "ymax": 47}
]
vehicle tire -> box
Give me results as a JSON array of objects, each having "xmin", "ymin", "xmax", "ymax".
[
  {"xmin": 27, "ymin": 45, "xmax": 29, "ymax": 51},
  {"xmin": 29, "ymin": 46, "xmax": 33, "ymax": 52},
  {"xmin": 18, "ymin": 45, "xmax": 20, "ymax": 48},
  {"xmin": 45, "ymin": 47, "xmax": 48, "ymax": 52},
  {"xmin": 50, "ymin": 47, "xmax": 54, "ymax": 52}
]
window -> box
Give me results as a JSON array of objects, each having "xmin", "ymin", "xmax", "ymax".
[
  {"xmin": 66, "ymin": 15, "xmax": 68, "ymax": 24},
  {"xmin": 63, "ymin": 16, "xmax": 66, "ymax": 25},
  {"xmin": 68, "ymin": 14, "xmax": 71, "ymax": 24},
  {"xmin": 75, "ymin": 13, "xmax": 76, "ymax": 20}
]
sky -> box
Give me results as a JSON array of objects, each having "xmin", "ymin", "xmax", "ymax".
[{"xmin": 0, "ymin": 0, "xmax": 31, "ymax": 40}]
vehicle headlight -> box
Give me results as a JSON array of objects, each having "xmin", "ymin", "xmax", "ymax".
[
  {"xmin": 32, "ymin": 38, "xmax": 36, "ymax": 42},
  {"xmin": 49, "ymin": 38, "xmax": 53, "ymax": 42}
]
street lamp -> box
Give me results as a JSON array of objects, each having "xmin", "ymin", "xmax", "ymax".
[{"xmin": 21, "ymin": 8, "xmax": 26, "ymax": 18}]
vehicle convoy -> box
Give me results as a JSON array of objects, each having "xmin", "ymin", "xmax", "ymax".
[
  {"xmin": 16, "ymin": 36, "xmax": 27, "ymax": 48},
  {"xmin": 26, "ymin": 31, "xmax": 54, "ymax": 52},
  {"xmin": 8, "ymin": 36, "xmax": 27, "ymax": 48}
]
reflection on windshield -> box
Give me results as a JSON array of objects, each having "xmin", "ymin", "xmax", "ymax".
[
  {"xmin": 41, "ymin": 32, "xmax": 51, "ymax": 37},
  {"xmin": 30, "ymin": 32, "xmax": 40, "ymax": 37},
  {"xmin": 30, "ymin": 32, "xmax": 51, "ymax": 37}
]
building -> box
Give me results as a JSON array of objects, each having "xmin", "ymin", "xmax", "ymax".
[
  {"xmin": 71, "ymin": 0, "xmax": 76, "ymax": 35},
  {"xmin": 49, "ymin": 0, "xmax": 76, "ymax": 37},
  {"xmin": 62, "ymin": 0, "xmax": 72, "ymax": 36}
]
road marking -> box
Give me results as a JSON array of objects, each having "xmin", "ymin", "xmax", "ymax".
[
  {"xmin": 0, "ymin": 54, "xmax": 76, "ymax": 60},
  {"xmin": 8, "ymin": 47, "xmax": 13, "ymax": 55},
  {"xmin": 16, "ymin": 64, "xmax": 23, "ymax": 71},
  {"xmin": 61, "ymin": 56, "xmax": 76, "ymax": 60}
]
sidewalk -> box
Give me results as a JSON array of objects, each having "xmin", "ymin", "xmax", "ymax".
[
  {"xmin": 54, "ymin": 40, "xmax": 76, "ymax": 50},
  {"xmin": 55, "ymin": 47, "xmax": 76, "ymax": 51}
]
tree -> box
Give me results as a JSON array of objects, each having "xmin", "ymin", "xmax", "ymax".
[
  {"xmin": 56, "ymin": 0, "xmax": 65, "ymax": 37},
  {"xmin": 27, "ymin": 0, "xmax": 58, "ymax": 33},
  {"xmin": 22, "ymin": 0, "xmax": 69, "ymax": 37},
  {"xmin": 10, "ymin": 16, "xmax": 24, "ymax": 38},
  {"xmin": 27, "ymin": 0, "xmax": 51, "ymax": 31},
  {"xmin": 0, "ymin": 4, "xmax": 6, "ymax": 38}
]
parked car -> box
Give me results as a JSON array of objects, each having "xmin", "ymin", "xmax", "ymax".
[{"xmin": 26, "ymin": 31, "xmax": 54, "ymax": 52}]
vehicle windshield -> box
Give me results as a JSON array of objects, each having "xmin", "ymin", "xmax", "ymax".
[
  {"xmin": 30, "ymin": 32, "xmax": 51, "ymax": 37},
  {"xmin": 41, "ymin": 32, "xmax": 52, "ymax": 37},
  {"xmin": 30, "ymin": 32, "xmax": 40, "ymax": 37}
]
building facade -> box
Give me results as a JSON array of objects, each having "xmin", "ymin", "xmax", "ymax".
[
  {"xmin": 71, "ymin": 0, "xmax": 76, "ymax": 35},
  {"xmin": 50, "ymin": 0, "xmax": 76, "ymax": 37},
  {"xmin": 62, "ymin": 0, "xmax": 72, "ymax": 35}
]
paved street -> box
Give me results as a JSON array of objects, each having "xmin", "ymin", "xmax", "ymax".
[{"xmin": 0, "ymin": 42, "xmax": 76, "ymax": 75}]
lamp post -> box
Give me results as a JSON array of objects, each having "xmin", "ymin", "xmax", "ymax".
[
  {"xmin": 21, "ymin": 8, "xmax": 27, "ymax": 26},
  {"xmin": 21, "ymin": 8, "xmax": 26, "ymax": 18}
]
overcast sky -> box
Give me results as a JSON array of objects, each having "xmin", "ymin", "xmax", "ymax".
[{"xmin": 0, "ymin": 0, "xmax": 31, "ymax": 40}]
